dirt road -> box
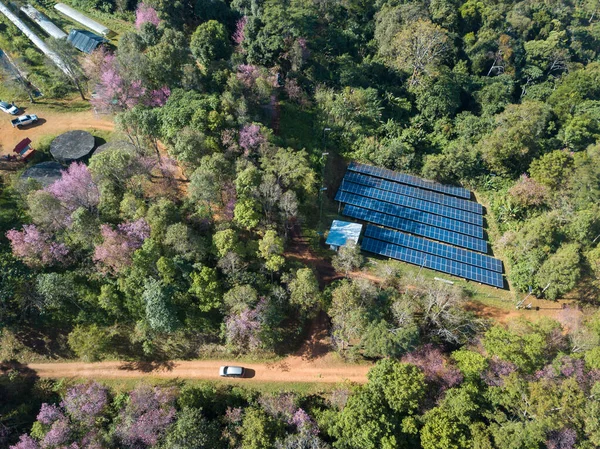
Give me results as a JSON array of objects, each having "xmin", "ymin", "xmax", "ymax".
[
  {"xmin": 26, "ymin": 356, "xmax": 371, "ymax": 383},
  {"xmin": 0, "ymin": 109, "xmax": 114, "ymax": 154}
]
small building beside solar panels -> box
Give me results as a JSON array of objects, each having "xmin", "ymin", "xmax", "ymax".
[
  {"xmin": 67, "ymin": 29, "xmax": 106, "ymax": 54},
  {"xmin": 326, "ymin": 220, "xmax": 363, "ymax": 251}
]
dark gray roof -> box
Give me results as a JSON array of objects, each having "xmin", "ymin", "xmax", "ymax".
[
  {"xmin": 50, "ymin": 130, "xmax": 95, "ymax": 164},
  {"xmin": 93, "ymin": 140, "xmax": 136, "ymax": 156},
  {"xmin": 67, "ymin": 29, "xmax": 106, "ymax": 54},
  {"xmin": 21, "ymin": 161, "xmax": 64, "ymax": 187}
]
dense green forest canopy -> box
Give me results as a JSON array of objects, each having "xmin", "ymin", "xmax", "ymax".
[{"xmin": 2, "ymin": 0, "xmax": 600, "ymax": 446}]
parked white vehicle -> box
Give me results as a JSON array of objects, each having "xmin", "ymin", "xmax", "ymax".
[
  {"xmin": 11, "ymin": 114, "xmax": 38, "ymax": 128},
  {"xmin": 219, "ymin": 366, "xmax": 245, "ymax": 378},
  {"xmin": 0, "ymin": 101, "xmax": 18, "ymax": 115}
]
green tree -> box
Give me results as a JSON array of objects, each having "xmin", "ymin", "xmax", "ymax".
[
  {"xmin": 332, "ymin": 242, "xmax": 364, "ymax": 276},
  {"xmin": 529, "ymin": 150, "xmax": 573, "ymax": 189},
  {"xmin": 68, "ymin": 324, "xmax": 112, "ymax": 362},
  {"xmin": 391, "ymin": 20, "xmax": 450, "ymax": 84},
  {"xmin": 143, "ymin": 278, "xmax": 179, "ymax": 333},
  {"xmin": 420, "ymin": 385, "xmax": 486, "ymax": 449},
  {"xmin": 190, "ymin": 20, "xmax": 232, "ymax": 66},
  {"xmin": 189, "ymin": 266, "xmax": 222, "ymax": 312},
  {"xmin": 482, "ymin": 320, "xmax": 561, "ymax": 373},
  {"xmin": 240, "ymin": 408, "xmax": 282, "ymax": 449},
  {"xmin": 332, "ymin": 360, "xmax": 426, "ymax": 449},
  {"xmin": 159, "ymin": 407, "xmax": 222, "ymax": 449},
  {"xmin": 535, "ymin": 244, "xmax": 581, "ymax": 300},
  {"xmin": 287, "ymin": 268, "xmax": 321, "ymax": 313},
  {"xmin": 258, "ymin": 230, "xmax": 285, "ymax": 273},
  {"xmin": 46, "ymin": 37, "xmax": 88, "ymax": 100},
  {"xmin": 478, "ymin": 101, "xmax": 554, "ymax": 176}
]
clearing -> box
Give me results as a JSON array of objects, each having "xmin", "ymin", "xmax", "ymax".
[{"xmin": 0, "ymin": 108, "xmax": 114, "ymax": 154}]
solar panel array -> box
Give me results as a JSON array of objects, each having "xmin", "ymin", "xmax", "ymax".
[
  {"xmin": 365, "ymin": 225, "xmax": 502, "ymax": 272},
  {"xmin": 348, "ymin": 161, "xmax": 472, "ymax": 199},
  {"xmin": 335, "ymin": 191, "xmax": 484, "ymax": 238},
  {"xmin": 335, "ymin": 162, "xmax": 504, "ymax": 288},
  {"xmin": 344, "ymin": 171, "xmax": 483, "ymax": 215},
  {"xmin": 362, "ymin": 237, "xmax": 504, "ymax": 288},
  {"xmin": 343, "ymin": 205, "xmax": 488, "ymax": 253},
  {"xmin": 341, "ymin": 179, "xmax": 483, "ymax": 226}
]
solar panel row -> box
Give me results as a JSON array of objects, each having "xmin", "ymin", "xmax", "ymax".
[
  {"xmin": 344, "ymin": 171, "xmax": 483, "ymax": 215},
  {"xmin": 335, "ymin": 190, "xmax": 484, "ymax": 239},
  {"xmin": 365, "ymin": 224, "xmax": 502, "ymax": 273},
  {"xmin": 362, "ymin": 237, "xmax": 504, "ymax": 288},
  {"xmin": 343, "ymin": 204, "xmax": 488, "ymax": 253},
  {"xmin": 340, "ymin": 179, "xmax": 483, "ymax": 226},
  {"xmin": 349, "ymin": 162, "xmax": 472, "ymax": 199}
]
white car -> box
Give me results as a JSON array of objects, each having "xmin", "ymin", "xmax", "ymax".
[
  {"xmin": 0, "ymin": 101, "xmax": 19, "ymax": 115},
  {"xmin": 219, "ymin": 366, "xmax": 245, "ymax": 378}
]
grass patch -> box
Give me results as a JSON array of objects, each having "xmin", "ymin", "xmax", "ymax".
[
  {"xmin": 89, "ymin": 378, "xmax": 340, "ymax": 396},
  {"xmin": 276, "ymin": 102, "xmax": 320, "ymax": 151}
]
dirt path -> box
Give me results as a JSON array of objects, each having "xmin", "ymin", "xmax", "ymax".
[
  {"xmin": 0, "ymin": 109, "xmax": 114, "ymax": 154},
  {"xmin": 26, "ymin": 356, "xmax": 371, "ymax": 383}
]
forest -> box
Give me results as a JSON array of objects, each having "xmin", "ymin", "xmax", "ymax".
[{"xmin": 1, "ymin": 0, "xmax": 600, "ymax": 447}]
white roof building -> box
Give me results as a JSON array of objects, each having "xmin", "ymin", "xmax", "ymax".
[{"xmin": 326, "ymin": 220, "xmax": 363, "ymax": 251}]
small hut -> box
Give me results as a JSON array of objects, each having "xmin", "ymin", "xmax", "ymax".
[
  {"xmin": 21, "ymin": 161, "xmax": 63, "ymax": 187},
  {"xmin": 67, "ymin": 29, "xmax": 106, "ymax": 54},
  {"xmin": 50, "ymin": 130, "xmax": 95, "ymax": 164},
  {"xmin": 325, "ymin": 220, "xmax": 363, "ymax": 251}
]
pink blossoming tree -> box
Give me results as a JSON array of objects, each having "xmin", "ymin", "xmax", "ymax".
[
  {"xmin": 6, "ymin": 224, "xmax": 69, "ymax": 267},
  {"xmin": 233, "ymin": 16, "xmax": 248, "ymax": 46},
  {"xmin": 46, "ymin": 163, "xmax": 99, "ymax": 212},
  {"xmin": 135, "ymin": 2, "xmax": 161, "ymax": 29},
  {"xmin": 93, "ymin": 219, "xmax": 150, "ymax": 274},
  {"xmin": 116, "ymin": 385, "xmax": 176, "ymax": 447},
  {"xmin": 239, "ymin": 124, "xmax": 266, "ymax": 155}
]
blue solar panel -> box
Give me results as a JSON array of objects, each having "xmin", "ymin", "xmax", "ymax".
[
  {"xmin": 344, "ymin": 171, "xmax": 483, "ymax": 215},
  {"xmin": 340, "ymin": 179, "xmax": 483, "ymax": 226},
  {"xmin": 343, "ymin": 204, "xmax": 488, "ymax": 253},
  {"xmin": 349, "ymin": 162, "xmax": 472, "ymax": 199},
  {"xmin": 335, "ymin": 190, "xmax": 483, "ymax": 239},
  {"xmin": 361, "ymin": 237, "xmax": 504, "ymax": 288},
  {"xmin": 365, "ymin": 225, "xmax": 502, "ymax": 273}
]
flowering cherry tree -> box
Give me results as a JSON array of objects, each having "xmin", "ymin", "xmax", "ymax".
[
  {"xmin": 89, "ymin": 52, "xmax": 170, "ymax": 113},
  {"xmin": 6, "ymin": 224, "xmax": 69, "ymax": 267},
  {"xmin": 239, "ymin": 124, "xmax": 266, "ymax": 155},
  {"xmin": 46, "ymin": 163, "xmax": 99, "ymax": 212},
  {"xmin": 233, "ymin": 16, "xmax": 248, "ymax": 46},
  {"xmin": 93, "ymin": 219, "xmax": 150, "ymax": 273},
  {"xmin": 401, "ymin": 344, "xmax": 463, "ymax": 392},
  {"xmin": 224, "ymin": 299, "xmax": 267, "ymax": 351},
  {"xmin": 135, "ymin": 2, "xmax": 161, "ymax": 29},
  {"xmin": 290, "ymin": 408, "xmax": 319, "ymax": 435},
  {"xmin": 116, "ymin": 385, "xmax": 176, "ymax": 447},
  {"xmin": 9, "ymin": 435, "xmax": 39, "ymax": 449},
  {"xmin": 61, "ymin": 382, "xmax": 108, "ymax": 425}
]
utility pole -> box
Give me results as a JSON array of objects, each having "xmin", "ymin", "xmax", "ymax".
[
  {"xmin": 318, "ymin": 127, "xmax": 331, "ymax": 235},
  {"xmin": 318, "ymin": 151, "xmax": 329, "ymax": 235}
]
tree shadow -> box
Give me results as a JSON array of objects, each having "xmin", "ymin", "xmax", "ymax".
[
  {"xmin": 0, "ymin": 360, "xmax": 39, "ymax": 379},
  {"xmin": 118, "ymin": 360, "xmax": 176, "ymax": 373}
]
